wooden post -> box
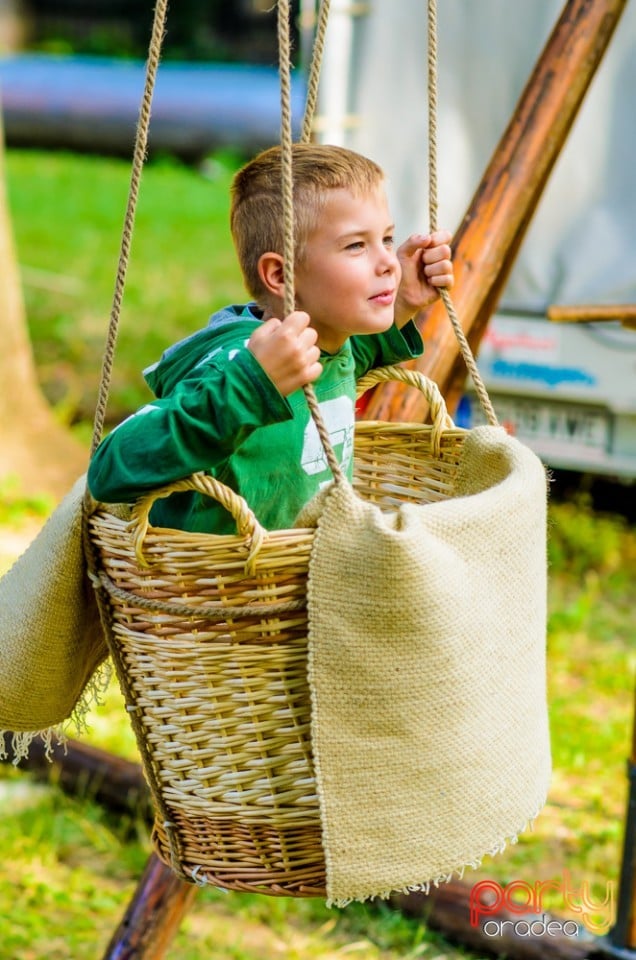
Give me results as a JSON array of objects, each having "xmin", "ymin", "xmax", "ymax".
[
  {"xmin": 4, "ymin": 3, "xmax": 629, "ymax": 956},
  {"xmin": 547, "ymin": 304, "xmax": 636, "ymax": 330},
  {"xmin": 101, "ymin": 854, "xmax": 197, "ymax": 960},
  {"xmin": 361, "ymin": 0, "xmax": 629, "ymax": 423}
]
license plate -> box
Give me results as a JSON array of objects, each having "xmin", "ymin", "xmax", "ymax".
[{"xmin": 462, "ymin": 395, "xmax": 610, "ymax": 460}]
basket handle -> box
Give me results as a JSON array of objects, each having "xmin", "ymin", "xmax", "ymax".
[
  {"xmin": 356, "ymin": 364, "xmax": 456, "ymax": 456},
  {"xmin": 130, "ymin": 472, "xmax": 265, "ymax": 573}
]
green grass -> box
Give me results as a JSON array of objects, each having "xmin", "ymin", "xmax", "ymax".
[
  {"xmin": 1, "ymin": 149, "xmax": 635, "ymax": 957},
  {"xmin": 0, "ymin": 475, "xmax": 54, "ymax": 527}
]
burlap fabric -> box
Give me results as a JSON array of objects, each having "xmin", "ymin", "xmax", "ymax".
[
  {"xmin": 0, "ymin": 474, "xmax": 109, "ymax": 754},
  {"xmin": 297, "ymin": 425, "xmax": 551, "ymax": 906}
]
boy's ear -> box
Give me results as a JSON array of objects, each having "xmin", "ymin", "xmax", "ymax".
[{"xmin": 257, "ymin": 252, "xmax": 286, "ymax": 298}]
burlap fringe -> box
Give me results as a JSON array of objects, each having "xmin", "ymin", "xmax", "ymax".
[
  {"xmin": 324, "ymin": 801, "xmax": 547, "ymax": 909},
  {"xmin": 0, "ymin": 659, "xmax": 112, "ymax": 764}
]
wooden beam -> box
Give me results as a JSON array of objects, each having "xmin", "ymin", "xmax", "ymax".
[
  {"xmin": 547, "ymin": 304, "xmax": 636, "ymax": 330},
  {"xmin": 361, "ymin": 0, "xmax": 629, "ymax": 423},
  {"xmin": 5, "ymin": 735, "xmax": 611, "ymax": 959},
  {"xmin": 101, "ymin": 853, "xmax": 197, "ymax": 960}
]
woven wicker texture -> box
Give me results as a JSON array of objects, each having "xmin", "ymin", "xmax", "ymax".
[{"xmin": 89, "ymin": 368, "xmax": 473, "ymax": 896}]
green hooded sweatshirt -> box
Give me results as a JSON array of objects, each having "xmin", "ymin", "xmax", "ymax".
[{"xmin": 88, "ymin": 303, "xmax": 423, "ymax": 533}]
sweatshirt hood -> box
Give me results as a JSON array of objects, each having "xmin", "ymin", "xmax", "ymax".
[{"xmin": 144, "ymin": 303, "xmax": 262, "ymax": 398}]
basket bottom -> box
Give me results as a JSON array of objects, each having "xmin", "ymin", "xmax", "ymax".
[{"xmin": 153, "ymin": 815, "xmax": 327, "ymax": 898}]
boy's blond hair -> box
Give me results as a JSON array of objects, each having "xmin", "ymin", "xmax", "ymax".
[{"xmin": 230, "ymin": 143, "xmax": 384, "ymax": 302}]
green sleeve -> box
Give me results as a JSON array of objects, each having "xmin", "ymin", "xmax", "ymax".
[
  {"xmin": 350, "ymin": 319, "xmax": 423, "ymax": 379},
  {"xmin": 88, "ymin": 346, "xmax": 291, "ymax": 504}
]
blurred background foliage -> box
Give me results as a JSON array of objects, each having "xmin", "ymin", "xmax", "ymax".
[{"xmin": 10, "ymin": 0, "xmax": 301, "ymax": 62}]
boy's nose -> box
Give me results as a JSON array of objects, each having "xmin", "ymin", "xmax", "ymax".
[{"xmin": 377, "ymin": 247, "xmax": 399, "ymax": 274}]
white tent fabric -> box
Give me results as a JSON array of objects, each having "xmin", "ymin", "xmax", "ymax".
[{"xmin": 316, "ymin": 0, "xmax": 636, "ymax": 311}]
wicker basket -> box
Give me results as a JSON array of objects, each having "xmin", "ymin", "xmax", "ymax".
[{"xmin": 88, "ymin": 366, "xmax": 468, "ymax": 896}]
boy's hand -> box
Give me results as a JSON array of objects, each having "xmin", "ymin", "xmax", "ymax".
[
  {"xmin": 394, "ymin": 230, "xmax": 454, "ymax": 327},
  {"xmin": 248, "ymin": 310, "xmax": 322, "ymax": 396}
]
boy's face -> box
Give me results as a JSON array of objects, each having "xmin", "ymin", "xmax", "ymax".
[{"xmin": 293, "ymin": 185, "xmax": 401, "ymax": 353}]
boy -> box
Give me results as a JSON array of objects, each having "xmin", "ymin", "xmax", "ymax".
[{"xmin": 88, "ymin": 144, "xmax": 453, "ymax": 533}]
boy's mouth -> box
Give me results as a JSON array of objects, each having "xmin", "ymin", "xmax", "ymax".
[{"xmin": 369, "ymin": 289, "xmax": 395, "ymax": 306}]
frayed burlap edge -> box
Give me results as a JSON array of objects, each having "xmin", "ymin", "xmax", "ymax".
[
  {"xmin": 324, "ymin": 799, "xmax": 549, "ymax": 908},
  {"xmin": 0, "ymin": 658, "xmax": 112, "ymax": 764}
]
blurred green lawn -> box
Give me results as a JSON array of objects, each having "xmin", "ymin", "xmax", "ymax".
[{"xmin": 6, "ymin": 148, "xmax": 247, "ymax": 428}]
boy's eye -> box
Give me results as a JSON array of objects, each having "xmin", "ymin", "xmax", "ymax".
[
  {"xmin": 383, "ymin": 235, "xmax": 395, "ymax": 247},
  {"xmin": 346, "ymin": 240, "xmax": 365, "ymax": 251}
]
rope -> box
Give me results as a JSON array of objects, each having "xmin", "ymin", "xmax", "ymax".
[
  {"xmin": 86, "ymin": 0, "xmax": 340, "ymax": 491},
  {"xmin": 88, "ymin": 0, "xmax": 169, "ymax": 458},
  {"xmin": 90, "ymin": 570, "xmax": 306, "ymax": 620},
  {"xmin": 301, "ymin": 0, "xmax": 332, "ymax": 144},
  {"xmin": 277, "ymin": 0, "xmax": 296, "ymax": 320},
  {"xmin": 85, "ymin": 1, "xmax": 497, "ymax": 468},
  {"xmin": 427, "ymin": 0, "xmax": 499, "ymax": 427},
  {"xmin": 277, "ymin": 0, "xmax": 345, "ymax": 481}
]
